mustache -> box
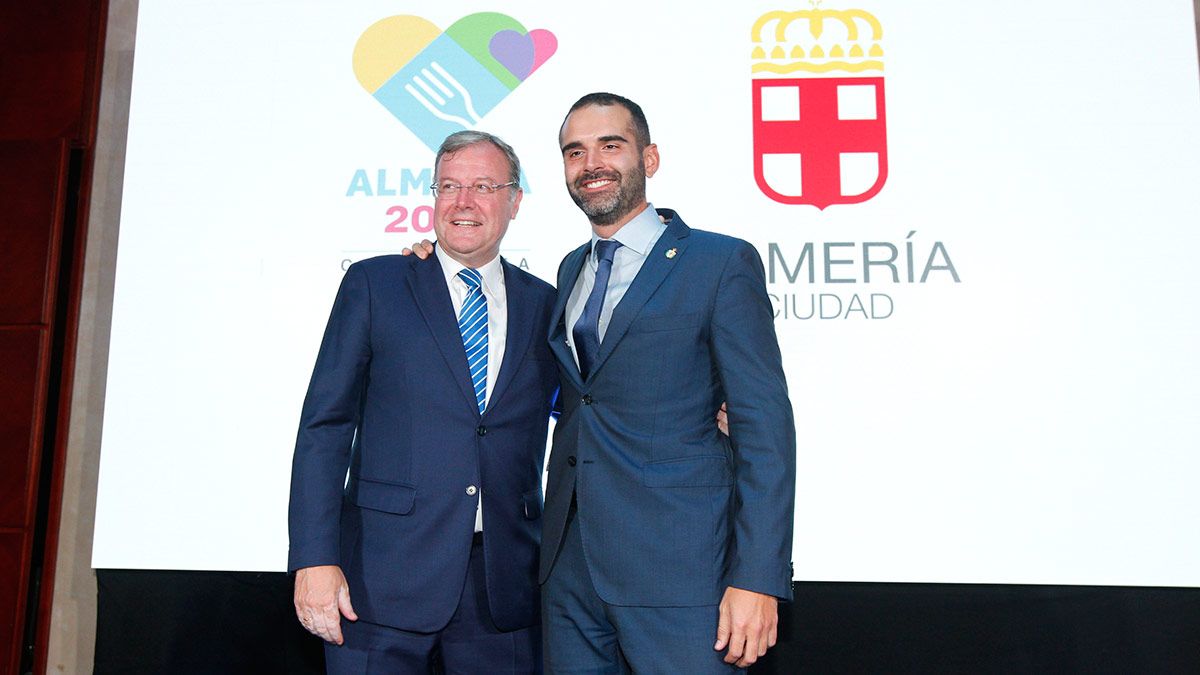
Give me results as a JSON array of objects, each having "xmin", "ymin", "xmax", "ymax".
[{"xmin": 574, "ymin": 170, "xmax": 621, "ymax": 189}]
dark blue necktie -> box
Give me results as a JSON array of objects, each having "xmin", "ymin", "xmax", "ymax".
[{"xmin": 572, "ymin": 239, "xmax": 622, "ymax": 381}]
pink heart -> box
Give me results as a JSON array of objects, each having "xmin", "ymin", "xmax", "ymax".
[
  {"xmin": 489, "ymin": 28, "xmax": 557, "ymax": 82},
  {"xmin": 526, "ymin": 29, "xmax": 557, "ymax": 76}
]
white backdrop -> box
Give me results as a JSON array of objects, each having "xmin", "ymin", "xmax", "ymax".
[{"xmin": 93, "ymin": 0, "xmax": 1200, "ymax": 585}]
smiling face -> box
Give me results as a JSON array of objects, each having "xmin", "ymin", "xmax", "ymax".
[
  {"xmin": 432, "ymin": 142, "xmax": 522, "ymax": 268},
  {"xmin": 559, "ymin": 104, "xmax": 659, "ymax": 233}
]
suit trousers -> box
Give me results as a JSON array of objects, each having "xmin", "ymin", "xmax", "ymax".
[
  {"xmin": 541, "ymin": 508, "xmax": 743, "ymax": 674},
  {"xmin": 325, "ymin": 534, "xmax": 541, "ymax": 674}
]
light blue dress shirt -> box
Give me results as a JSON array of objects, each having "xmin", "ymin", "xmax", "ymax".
[{"xmin": 565, "ymin": 204, "xmax": 667, "ymax": 369}]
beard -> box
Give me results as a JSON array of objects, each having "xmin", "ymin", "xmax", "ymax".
[{"xmin": 567, "ymin": 161, "xmax": 647, "ymax": 226}]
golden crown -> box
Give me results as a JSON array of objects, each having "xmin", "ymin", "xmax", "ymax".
[{"xmin": 751, "ymin": 5, "xmax": 884, "ymax": 74}]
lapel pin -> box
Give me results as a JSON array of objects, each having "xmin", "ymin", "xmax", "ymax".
[{"xmin": 665, "ymin": 248, "xmax": 677, "ymax": 259}]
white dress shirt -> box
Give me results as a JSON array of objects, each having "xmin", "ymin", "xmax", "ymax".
[
  {"xmin": 565, "ymin": 204, "xmax": 667, "ymax": 369},
  {"xmin": 435, "ymin": 245, "xmax": 507, "ymax": 531}
]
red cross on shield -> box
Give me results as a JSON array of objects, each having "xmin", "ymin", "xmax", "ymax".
[{"xmin": 752, "ymin": 76, "xmax": 888, "ymax": 209}]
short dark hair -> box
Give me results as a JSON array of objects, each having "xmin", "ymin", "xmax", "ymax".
[
  {"xmin": 562, "ymin": 92, "xmax": 652, "ymax": 149},
  {"xmin": 434, "ymin": 130, "xmax": 521, "ymax": 185}
]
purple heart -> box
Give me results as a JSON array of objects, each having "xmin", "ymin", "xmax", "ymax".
[{"xmin": 489, "ymin": 30, "xmax": 534, "ymax": 81}]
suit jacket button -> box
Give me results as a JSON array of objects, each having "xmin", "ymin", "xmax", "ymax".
[
  {"xmin": 466, "ymin": 485, "xmax": 477, "ymax": 496},
  {"xmin": 567, "ymin": 456, "xmax": 577, "ymax": 467},
  {"xmin": 476, "ymin": 425, "xmax": 487, "ymax": 436},
  {"xmin": 581, "ymin": 395, "xmax": 593, "ymax": 405}
]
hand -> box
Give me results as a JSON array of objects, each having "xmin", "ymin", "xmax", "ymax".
[
  {"xmin": 716, "ymin": 402, "xmax": 729, "ymax": 437},
  {"xmin": 294, "ymin": 565, "xmax": 358, "ymax": 644},
  {"xmin": 400, "ymin": 239, "xmax": 435, "ymax": 259},
  {"xmin": 714, "ymin": 586, "xmax": 778, "ymax": 667}
]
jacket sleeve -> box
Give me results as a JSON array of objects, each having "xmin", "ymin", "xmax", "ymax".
[
  {"xmin": 710, "ymin": 240, "xmax": 797, "ymax": 600},
  {"xmin": 287, "ymin": 263, "xmax": 372, "ymax": 572}
]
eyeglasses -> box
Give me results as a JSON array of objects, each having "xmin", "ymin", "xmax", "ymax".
[{"xmin": 431, "ymin": 181, "xmax": 519, "ymax": 199}]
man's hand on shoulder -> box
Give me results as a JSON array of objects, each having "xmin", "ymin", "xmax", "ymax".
[
  {"xmin": 294, "ymin": 564, "xmax": 358, "ymax": 645},
  {"xmin": 400, "ymin": 239, "xmax": 436, "ymax": 259},
  {"xmin": 714, "ymin": 586, "xmax": 779, "ymax": 667}
]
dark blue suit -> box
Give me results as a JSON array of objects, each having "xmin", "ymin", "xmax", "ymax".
[
  {"xmin": 288, "ymin": 254, "xmax": 558, "ymax": 649},
  {"xmin": 539, "ymin": 210, "xmax": 795, "ymax": 670}
]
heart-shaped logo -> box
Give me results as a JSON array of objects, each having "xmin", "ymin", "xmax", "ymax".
[
  {"xmin": 488, "ymin": 29, "xmax": 557, "ymax": 81},
  {"xmin": 353, "ymin": 13, "xmax": 558, "ymax": 152}
]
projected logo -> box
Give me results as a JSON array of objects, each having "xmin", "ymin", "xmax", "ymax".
[
  {"xmin": 353, "ymin": 13, "xmax": 557, "ymax": 151},
  {"xmin": 751, "ymin": 5, "xmax": 887, "ymax": 209}
]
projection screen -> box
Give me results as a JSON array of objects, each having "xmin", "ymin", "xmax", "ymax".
[{"xmin": 93, "ymin": 0, "xmax": 1200, "ymax": 586}]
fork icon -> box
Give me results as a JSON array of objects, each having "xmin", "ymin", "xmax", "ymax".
[
  {"xmin": 404, "ymin": 61, "xmax": 482, "ymax": 130},
  {"xmin": 371, "ymin": 30, "xmax": 513, "ymax": 151}
]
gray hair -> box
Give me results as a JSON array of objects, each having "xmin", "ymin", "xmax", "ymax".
[{"xmin": 434, "ymin": 130, "xmax": 521, "ymax": 185}]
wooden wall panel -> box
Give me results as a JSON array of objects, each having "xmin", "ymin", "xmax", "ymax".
[
  {"xmin": 0, "ymin": 4, "xmax": 93, "ymax": 142},
  {"xmin": 0, "ymin": 1, "xmax": 105, "ymax": 673},
  {"xmin": 0, "ymin": 328, "xmax": 47, "ymax": 528},
  {"xmin": 0, "ymin": 532, "xmax": 28, "ymax": 675},
  {"xmin": 0, "ymin": 5, "xmax": 92, "ymax": 55},
  {"xmin": 0, "ymin": 141, "xmax": 67, "ymax": 325},
  {"xmin": 0, "ymin": 2, "xmax": 108, "ymax": 672}
]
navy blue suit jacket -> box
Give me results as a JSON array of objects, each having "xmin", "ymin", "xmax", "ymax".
[
  {"xmin": 288, "ymin": 254, "xmax": 558, "ymax": 633},
  {"xmin": 538, "ymin": 209, "xmax": 796, "ymax": 606}
]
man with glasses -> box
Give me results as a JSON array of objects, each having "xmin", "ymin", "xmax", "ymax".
[{"xmin": 288, "ymin": 130, "xmax": 556, "ymax": 673}]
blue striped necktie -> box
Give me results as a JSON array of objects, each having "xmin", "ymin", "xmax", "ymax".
[{"xmin": 457, "ymin": 268, "xmax": 488, "ymax": 414}]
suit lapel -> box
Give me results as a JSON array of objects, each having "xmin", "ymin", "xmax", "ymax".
[
  {"xmin": 408, "ymin": 256, "xmax": 479, "ymax": 416},
  {"xmin": 488, "ymin": 259, "xmax": 533, "ymax": 409},
  {"xmin": 550, "ymin": 242, "xmax": 589, "ymax": 390},
  {"xmin": 588, "ymin": 210, "xmax": 691, "ymax": 379}
]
